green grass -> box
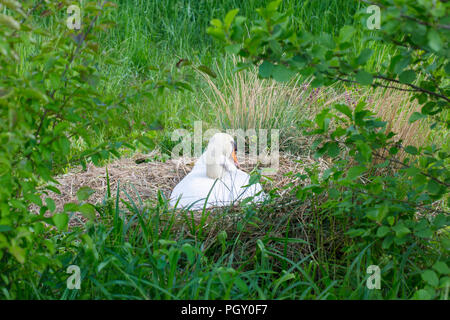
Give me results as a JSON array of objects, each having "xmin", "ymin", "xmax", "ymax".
[
  {"xmin": 17, "ymin": 181, "xmax": 384, "ymax": 300},
  {"xmin": 89, "ymin": 0, "xmax": 374, "ymax": 145},
  {"xmin": 20, "ymin": 0, "xmax": 387, "ymax": 152},
  {"xmin": 20, "ymin": 0, "xmax": 387, "ymax": 159}
]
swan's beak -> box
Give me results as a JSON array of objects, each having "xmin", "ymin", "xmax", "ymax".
[{"xmin": 232, "ymin": 150, "xmax": 240, "ymax": 168}]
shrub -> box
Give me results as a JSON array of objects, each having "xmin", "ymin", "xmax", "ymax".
[
  {"xmin": 0, "ymin": 0, "xmax": 132, "ymax": 293},
  {"xmin": 208, "ymin": 0, "xmax": 449, "ymax": 298}
]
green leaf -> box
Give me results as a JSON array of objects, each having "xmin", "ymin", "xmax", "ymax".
[
  {"xmin": 426, "ymin": 180, "xmax": 440, "ymax": 195},
  {"xmin": 392, "ymin": 223, "xmax": 410, "ymax": 238},
  {"xmin": 367, "ymin": 205, "xmax": 388, "ymax": 223},
  {"xmin": 421, "ymin": 270, "xmax": 439, "ymax": 287},
  {"xmin": 210, "ymin": 19, "xmax": 222, "ymax": 28},
  {"xmin": 1, "ymin": 0, "xmax": 22, "ymax": 10},
  {"xmin": 248, "ymin": 172, "xmax": 261, "ymax": 186},
  {"xmin": 432, "ymin": 262, "xmax": 450, "ymax": 275},
  {"xmin": 272, "ymin": 64, "xmax": 295, "ymax": 82},
  {"xmin": 346, "ymin": 166, "xmax": 367, "ymax": 180},
  {"xmin": 0, "ymin": 14, "xmax": 20, "ymax": 30},
  {"xmin": 445, "ymin": 62, "xmax": 450, "ymax": 75},
  {"xmin": 415, "ymin": 228, "xmax": 433, "ymax": 238},
  {"xmin": 376, "ymin": 226, "xmax": 390, "ymax": 238},
  {"xmin": 26, "ymin": 193, "xmax": 42, "ymax": 207},
  {"xmin": 225, "ymin": 44, "xmax": 241, "ymax": 55},
  {"xmin": 382, "ymin": 235, "xmax": 394, "ymax": 249},
  {"xmin": 391, "ymin": 55, "xmax": 410, "ymax": 74},
  {"xmin": 334, "ymin": 104, "xmax": 353, "ymax": 119},
  {"xmin": 413, "ymin": 289, "xmax": 431, "ymax": 300},
  {"xmin": 267, "ymin": 0, "xmax": 282, "ymax": 12},
  {"xmin": 259, "ymin": 61, "xmax": 274, "ymax": 78},
  {"xmin": 355, "ymin": 70, "xmax": 373, "ymax": 85},
  {"xmin": 421, "ymin": 101, "xmax": 438, "ymax": 115},
  {"xmin": 224, "ymin": 9, "xmax": 239, "ymax": 29},
  {"xmin": 64, "ymin": 202, "xmax": 79, "ymax": 212},
  {"xmin": 399, "ymin": 70, "xmax": 416, "ymax": 84},
  {"xmin": 0, "ymin": 225, "xmax": 12, "ymax": 232},
  {"xmin": 77, "ymin": 186, "xmax": 95, "ymax": 201},
  {"xmin": 52, "ymin": 213, "xmax": 69, "ymax": 231},
  {"xmin": 427, "ymin": 29, "xmax": 442, "ymax": 52},
  {"xmin": 409, "ymin": 112, "xmax": 427, "ymax": 123},
  {"xmin": 356, "ymin": 48, "xmax": 373, "ymax": 65},
  {"xmin": 338, "ymin": 25, "xmax": 355, "ymax": 43},
  {"xmin": 182, "ymin": 243, "xmax": 195, "ymax": 264},
  {"xmin": 197, "ymin": 65, "xmax": 217, "ymax": 78},
  {"xmin": 234, "ymin": 277, "xmax": 249, "ymax": 293},
  {"xmin": 207, "ymin": 27, "xmax": 226, "ymax": 41},
  {"xmin": 440, "ymin": 276, "xmax": 450, "ymax": 289},
  {"xmin": 79, "ymin": 203, "xmax": 97, "ymax": 220},
  {"xmin": 387, "ymin": 216, "xmax": 395, "ymax": 226},
  {"xmin": 45, "ymin": 185, "xmax": 61, "ymax": 195},
  {"xmin": 273, "ymin": 272, "xmax": 295, "ymax": 292},
  {"xmin": 345, "ymin": 228, "xmax": 366, "ymax": 237},
  {"xmin": 23, "ymin": 88, "xmax": 48, "ymax": 103},
  {"xmin": 45, "ymin": 198, "xmax": 56, "ymax": 213},
  {"xmin": 217, "ymin": 230, "xmax": 227, "ymax": 245},
  {"xmin": 404, "ymin": 145, "xmax": 418, "ymax": 155},
  {"xmin": 59, "ymin": 136, "xmax": 71, "ymax": 156},
  {"xmin": 9, "ymin": 244, "xmax": 26, "ymax": 264},
  {"xmin": 326, "ymin": 142, "xmax": 340, "ymax": 157}
]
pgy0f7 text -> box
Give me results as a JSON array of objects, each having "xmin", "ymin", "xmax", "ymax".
[{"xmin": 225, "ymin": 305, "xmax": 267, "ymax": 315}]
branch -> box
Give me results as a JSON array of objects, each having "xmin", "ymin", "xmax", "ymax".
[
  {"xmin": 373, "ymin": 75, "xmax": 450, "ymax": 103},
  {"xmin": 373, "ymin": 151, "xmax": 450, "ymax": 188}
]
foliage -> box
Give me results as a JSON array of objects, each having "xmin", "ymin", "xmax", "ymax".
[
  {"xmin": 208, "ymin": 0, "xmax": 449, "ymax": 116},
  {"xmin": 0, "ymin": 0, "xmax": 448, "ymax": 300},
  {"xmin": 0, "ymin": 0, "xmax": 132, "ymax": 292},
  {"xmin": 0, "ymin": 0, "xmax": 196, "ymax": 294},
  {"xmin": 298, "ymin": 102, "xmax": 450, "ymax": 299},
  {"xmin": 208, "ymin": 0, "xmax": 450, "ymax": 299},
  {"xmin": 11, "ymin": 183, "xmax": 335, "ymax": 300}
]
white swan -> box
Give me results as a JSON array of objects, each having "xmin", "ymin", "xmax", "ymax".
[{"xmin": 169, "ymin": 133, "xmax": 265, "ymax": 210}]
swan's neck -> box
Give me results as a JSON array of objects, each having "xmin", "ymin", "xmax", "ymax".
[{"xmin": 205, "ymin": 154, "xmax": 235, "ymax": 179}]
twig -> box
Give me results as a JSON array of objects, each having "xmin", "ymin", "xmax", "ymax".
[{"xmin": 373, "ymin": 151, "xmax": 450, "ymax": 188}]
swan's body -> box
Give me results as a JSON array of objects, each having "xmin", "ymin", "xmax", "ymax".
[{"xmin": 169, "ymin": 133, "xmax": 265, "ymax": 210}]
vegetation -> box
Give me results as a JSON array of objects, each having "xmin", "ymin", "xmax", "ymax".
[{"xmin": 0, "ymin": 0, "xmax": 448, "ymax": 300}]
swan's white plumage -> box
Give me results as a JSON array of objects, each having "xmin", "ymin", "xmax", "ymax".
[
  {"xmin": 205, "ymin": 133, "xmax": 235, "ymax": 179},
  {"xmin": 169, "ymin": 133, "xmax": 265, "ymax": 210}
]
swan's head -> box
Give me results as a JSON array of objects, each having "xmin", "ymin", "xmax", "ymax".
[{"xmin": 205, "ymin": 133, "xmax": 239, "ymax": 178}]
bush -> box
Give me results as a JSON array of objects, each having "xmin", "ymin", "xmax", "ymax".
[
  {"xmin": 0, "ymin": 0, "xmax": 133, "ymax": 294},
  {"xmin": 208, "ymin": 0, "xmax": 449, "ymax": 298}
]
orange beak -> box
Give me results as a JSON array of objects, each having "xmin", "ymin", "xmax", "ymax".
[{"xmin": 232, "ymin": 150, "xmax": 240, "ymax": 168}]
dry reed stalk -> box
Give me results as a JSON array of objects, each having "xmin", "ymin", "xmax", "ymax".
[{"xmin": 198, "ymin": 58, "xmax": 356, "ymax": 152}]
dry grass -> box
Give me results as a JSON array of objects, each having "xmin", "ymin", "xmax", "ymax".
[
  {"xmin": 365, "ymin": 87, "xmax": 429, "ymax": 148},
  {"xmin": 198, "ymin": 60, "xmax": 431, "ymax": 158},
  {"xmin": 338, "ymin": 85, "xmax": 432, "ymax": 159},
  {"xmin": 198, "ymin": 58, "xmax": 349, "ymax": 150}
]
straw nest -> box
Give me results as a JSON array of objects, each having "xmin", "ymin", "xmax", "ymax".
[
  {"xmin": 35, "ymin": 151, "xmax": 330, "ymax": 230},
  {"xmin": 31, "ymin": 151, "xmax": 332, "ymax": 261}
]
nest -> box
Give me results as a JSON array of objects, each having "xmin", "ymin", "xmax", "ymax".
[
  {"xmin": 30, "ymin": 150, "xmax": 331, "ymax": 262},
  {"xmin": 35, "ymin": 151, "xmax": 329, "ymax": 229}
]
